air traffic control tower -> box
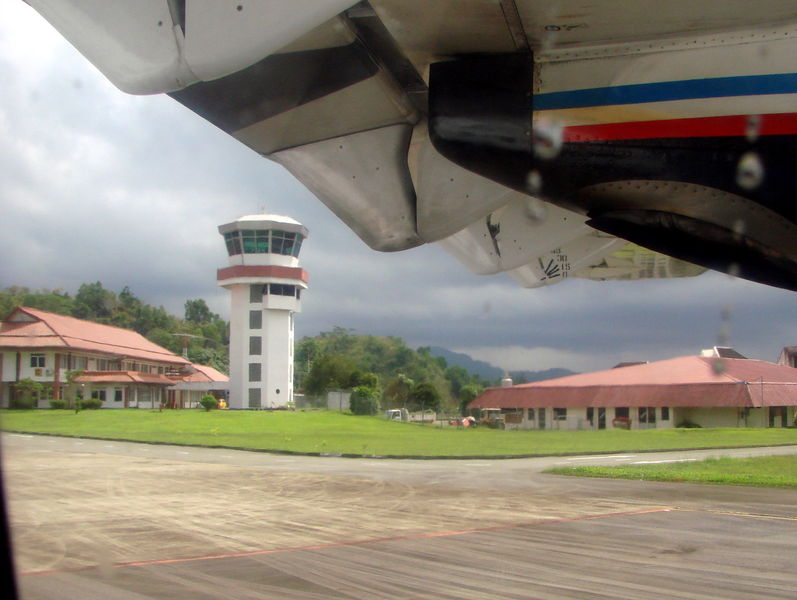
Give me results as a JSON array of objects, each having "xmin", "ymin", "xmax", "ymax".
[{"xmin": 217, "ymin": 215, "xmax": 308, "ymax": 409}]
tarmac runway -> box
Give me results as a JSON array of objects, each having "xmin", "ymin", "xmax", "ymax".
[{"xmin": 3, "ymin": 433, "xmax": 797, "ymax": 599}]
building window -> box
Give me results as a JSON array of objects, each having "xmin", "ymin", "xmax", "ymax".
[
  {"xmin": 553, "ymin": 408, "xmax": 567, "ymax": 420},
  {"xmin": 30, "ymin": 353, "xmax": 46, "ymax": 368},
  {"xmin": 269, "ymin": 283, "xmax": 296, "ymax": 296},
  {"xmin": 638, "ymin": 407, "xmax": 656, "ymax": 423},
  {"xmin": 661, "ymin": 407, "xmax": 670, "ymax": 420},
  {"xmin": 224, "ymin": 231, "xmax": 242, "ymax": 255},
  {"xmin": 615, "ymin": 407, "xmax": 629, "ymax": 418},
  {"xmin": 91, "ymin": 390, "xmax": 106, "ymax": 402},
  {"xmin": 248, "ymin": 388, "xmax": 261, "ymax": 408},
  {"xmin": 271, "ymin": 230, "xmax": 296, "ymax": 256},
  {"xmin": 586, "ymin": 407, "xmax": 594, "ymax": 425},
  {"xmin": 250, "ymin": 284, "xmax": 265, "ymax": 303},
  {"xmin": 249, "ymin": 363, "xmax": 261, "ymax": 382},
  {"xmin": 249, "ymin": 310, "xmax": 262, "ymax": 329},
  {"xmin": 249, "ymin": 336, "xmax": 262, "ymax": 355},
  {"xmin": 114, "ymin": 388, "xmax": 123, "ymax": 402},
  {"xmin": 241, "ymin": 229, "xmax": 270, "ymax": 253},
  {"xmin": 527, "ymin": 408, "xmax": 535, "ymax": 420}
]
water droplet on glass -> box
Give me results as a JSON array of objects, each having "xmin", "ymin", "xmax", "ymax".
[
  {"xmin": 526, "ymin": 197, "xmax": 548, "ymax": 222},
  {"xmin": 745, "ymin": 115, "xmax": 761, "ymax": 142},
  {"xmin": 736, "ymin": 152, "xmax": 764, "ymax": 190},
  {"xmin": 525, "ymin": 169, "xmax": 543, "ymax": 194},
  {"xmin": 726, "ymin": 262, "xmax": 741, "ymax": 279},
  {"xmin": 533, "ymin": 118, "xmax": 563, "ymax": 160},
  {"xmin": 711, "ymin": 358, "xmax": 727, "ymax": 375},
  {"xmin": 732, "ymin": 219, "xmax": 746, "ymax": 238}
]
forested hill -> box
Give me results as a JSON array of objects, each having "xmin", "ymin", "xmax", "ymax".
[
  {"xmin": 428, "ymin": 346, "xmax": 578, "ymax": 383},
  {"xmin": 0, "ymin": 284, "xmax": 229, "ymax": 373},
  {"xmin": 295, "ymin": 328, "xmax": 493, "ymax": 410}
]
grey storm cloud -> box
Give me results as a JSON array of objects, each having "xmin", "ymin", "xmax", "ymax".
[{"xmin": 2, "ymin": 3, "xmax": 795, "ymax": 374}]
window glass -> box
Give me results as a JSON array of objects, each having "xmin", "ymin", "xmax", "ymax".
[
  {"xmin": 249, "ymin": 363, "xmax": 261, "ymax": 382},
  {"xmin": 553, "ymin": 408, "xmax": 567, "ymax": 420},
  {"xmin": 271, "ymin": 230, "xmax": 297, "ymax": 256},
  {"xmin": 114, "ymin": 389, "xmax": 123, "ymax": 402},
  {"xmin": 224, "ymin": 231, "xmax": 242, "ymax": 255},
  {"xmin": 241, "ymin": 230, "xmax": 269, "ymax": 253},
  {"xmin": 615, "ymin": 407, "xmax": 630, "ymax": 418},
  {"xmin": 661, "ymin": 407, "xmax": 670, "ymax": 420},
  {"xmin": 250, "ymin": 284, "xmax": 264, "ymax": 303},
  {"xmin": 291, "ymin": 235, "xmax": 304, "ymax": 257},
  {"xmin": 248, "ymin": 388, "xmax": 261, "ymax": 408},
  {"xmin": 30, "ymin": 354, "xmax": 45, "ymax": 368},
  {"xmin": 527, "ymin": 408, "xmax": 535, "ymax": 420},
  {"xmin": 249, "ymin": 336, "xmax": 262, "ymax": 355},
  {"xmin": 249, "ymin": 310, "xmax": 262, "ymax": 329},
  {"xmin": 91, "ymin": 390, "xmax": 106, "ymax": 401}
]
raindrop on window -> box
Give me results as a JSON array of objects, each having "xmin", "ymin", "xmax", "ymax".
[
  {"xmin": 525, "ymin": 197, "xmax": 548, "ymax": 222},
  {"xmin": 711, "ymin": 358, "xmax": 727, "ymax": 375},
  {"xmin": 735, "ymin": 152, "xmax": 764, "ymax": 190},
  {"xmin": 745, "ymin": 114, "xmax": 761, "ymax": 142},
  {"xmin": 726, "ymin": 262, "xmax": 741, "ymax": 279},
  {"xmin": 525, "ymin": 169, "xmax": 543, "ymax": 194},
  {"xmin": 532, "ymin": 118, "xmax": 563, "ymax": 160}
]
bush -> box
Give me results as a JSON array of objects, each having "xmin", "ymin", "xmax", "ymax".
[
  {"xmin": 350, "ymin": 386, "xmax": 380, "ymax": 415},
  {"xmin": 199, "ymin": 395, "xmax": 219, "ymax": 411},
  {"xmin": 78, "ymin": 398, "xmax": 103, "ymax": 410},
  {"xmin": 9, "ymin": 395, "xmax": 35, "ymax": 410},
  {"xmin": 677, "ymin": 419, "xmax": 702, "ymax": 428},
  {"xmin": 49, "ymin": 399, "xmax": 67, "ymax": 409},
  {"xmin": 11, "ymin": 378, "xmax": 43, "ymax": 409}
]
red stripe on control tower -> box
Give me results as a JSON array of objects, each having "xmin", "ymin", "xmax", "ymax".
[{"xmin": 217, "ymin": 265, "xmax": 309, "ymax": 283}]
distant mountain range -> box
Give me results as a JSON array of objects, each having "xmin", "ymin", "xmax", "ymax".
[{"xmin": 428, "ymin": 346, "xmax": 577, "ymax": 384}]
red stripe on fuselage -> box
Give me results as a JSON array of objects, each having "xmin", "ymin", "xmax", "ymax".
[{"xmin": 562, "ymin": 113, "xmax": 797, "ymax": 142}]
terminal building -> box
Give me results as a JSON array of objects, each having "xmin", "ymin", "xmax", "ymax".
[
  {"xmin": 217, "ymin": 214, "xmax": 309, "ymax": 409},
  {"xmin": 0, "ymin": 306, "xmax": 227, "ymax": 408}
]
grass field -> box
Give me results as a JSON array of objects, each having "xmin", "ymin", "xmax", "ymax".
[
  {"xmin": 545, "ymin": 455, "xmax": 797, "ymax": 488},
  {"xmin": 1, "ymin": 409, "xmax": 796, "ymax": 457}
]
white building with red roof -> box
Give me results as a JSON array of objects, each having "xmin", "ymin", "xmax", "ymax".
[
  {"xmin": 0, "ymin": 307, "xmax": 227, "ymax": 408},
  {"xmin": 470, "ymin": 353, "xmax": 797, "ymax": 430}
]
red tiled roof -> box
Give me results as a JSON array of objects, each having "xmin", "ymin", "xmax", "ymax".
[
  {"xmin": 178, "ymin": 364, "xmax": 229, "ymax": 383},
  {"xmin": 73, "ymin": 371, "xmax": 176, "ymax": 385},
  {"xmin": 471, "ymin": 356, "xmax": 797, "ymax": 409},
  {"xmin": 0, "ymin": 307, "xmax": 189, "ymax": 365}
]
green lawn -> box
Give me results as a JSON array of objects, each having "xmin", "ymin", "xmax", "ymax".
[
  {"xmin": 1, "ymin": 409, "xmax": 796, "ymax": 457},
  {"xmin": 545, "ymin": 455, "xmax": 797, "ymax": 488}
]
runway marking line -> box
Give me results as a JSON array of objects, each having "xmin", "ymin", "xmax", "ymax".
[{"xmin": 20, "ymin": 506, "xmax": 672, "ymax": 577}]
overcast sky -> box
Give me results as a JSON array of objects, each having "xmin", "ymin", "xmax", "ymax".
[{"xmin": 2, "ymin": 3, "xmax": 795, "ymax": 374}]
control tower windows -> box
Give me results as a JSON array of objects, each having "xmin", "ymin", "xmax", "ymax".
[{"xmin": 223, "ymin": 229, "xmax": 304, "ymax": 257}]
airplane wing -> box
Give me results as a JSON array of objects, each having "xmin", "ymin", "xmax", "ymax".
[{"xmin": 25, "ymin": 0, "xmax": 797, "ymax": 290}]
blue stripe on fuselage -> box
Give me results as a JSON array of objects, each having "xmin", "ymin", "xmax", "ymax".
[{"xmin": 535, "ymin": 73, "xmax": 797, "ymax": 110}]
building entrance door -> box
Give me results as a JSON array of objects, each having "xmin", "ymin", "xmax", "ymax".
[
  {"xmin": 598, "ymin": 408, "xmax": 606, "ymax": 430},
  {"xmin": 538, "ymin": 408, "xmax": 546, "ymax": 430}
]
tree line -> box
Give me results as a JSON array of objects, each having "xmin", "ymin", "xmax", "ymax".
[
  {"xmin": 295, "ymin": 327, "xmax": 489, "ymax": 414},
  {"xmin": 0, "ymin": 284, "xmax": 229, "ymax": 374}
]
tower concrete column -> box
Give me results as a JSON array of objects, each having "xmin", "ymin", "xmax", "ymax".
[{"xmin": 217, "ymin": 215, "xmax": 308, "ymax": 409}]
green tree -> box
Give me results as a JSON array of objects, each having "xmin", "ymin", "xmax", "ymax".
[
  {"xmin": 409, "ymin": 381, "xmax": 441, "ymax": 412},
  {"xmin": 11, "ymin": 378, "xmax": 44, "ymax": 409},
  {"xmin": 185, "ymin": 299, "xmax": 217, "ymax": 324},
  {"xmin": 458, "ymin": 383, "xmax": 484, "ymax": 415},
  {"xmin": 74, "ymin": 282, "xmax": 118, "ymax": 320},
  {"xmin": 304, "ymin": 354, "xmax": 361, "ymax": 395},
  {"xmin": 349, "ymin": 385, "xmax": 380, "ymax": 415}
]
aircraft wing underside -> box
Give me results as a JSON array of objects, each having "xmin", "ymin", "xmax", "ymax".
[{"xmin": 26, "ymin": 0, "xmax": 797, "ymax": 290}]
